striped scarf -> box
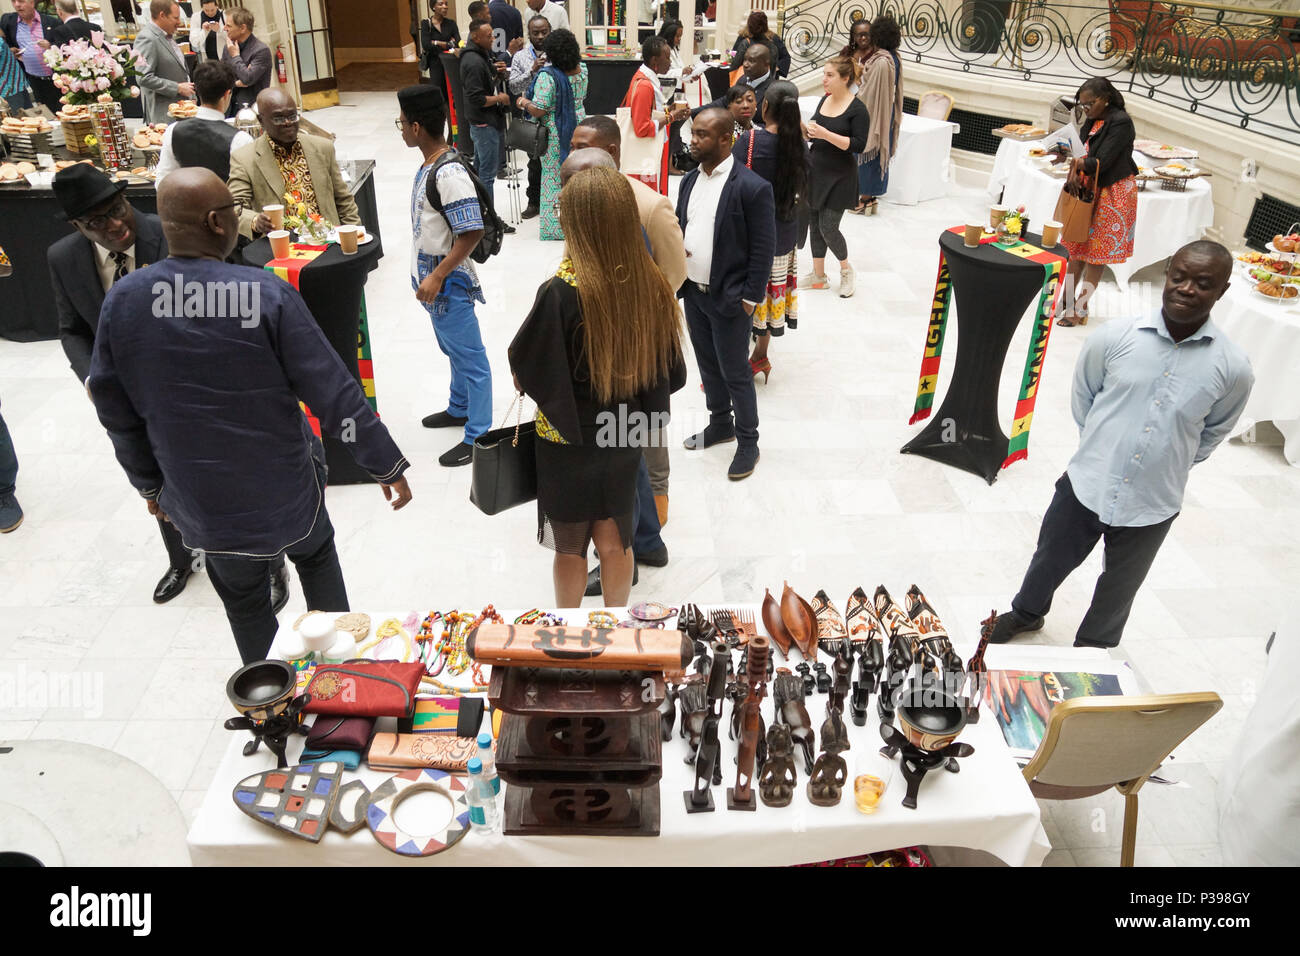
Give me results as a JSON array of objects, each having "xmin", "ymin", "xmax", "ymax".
[{"xmin": 0, "ymin": 40, "xmax": 27, "ymax": 98}]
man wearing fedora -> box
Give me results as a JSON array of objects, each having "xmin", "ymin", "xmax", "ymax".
[{"xmin": 48, "ymin": 163, "xmax": 289, "ymax": 608}]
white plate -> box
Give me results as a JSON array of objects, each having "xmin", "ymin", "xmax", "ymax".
[
  {"xmin": 1252, "ymin": 285, "xmax": 1300, "ymax": 305},
  {"xmin": 357, "ymin": 232, "xmax": 374, "ymax": 245},
  {"xmin": 1155, "ymin": 164, "xmax": 1199, "ymax": 178},
  {"xmin": 1266, "ymin": 241, "xmax": 1299, "ymax": 258}
]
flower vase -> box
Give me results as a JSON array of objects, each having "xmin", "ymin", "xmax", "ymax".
[{"xmin": 89, "ymin": 102, "xmax": 131, "ymax": 171}]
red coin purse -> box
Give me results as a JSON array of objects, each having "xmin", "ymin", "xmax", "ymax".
[{"xmin": 302, "ymin": 661, "xmax": 425, "ymax": 718}]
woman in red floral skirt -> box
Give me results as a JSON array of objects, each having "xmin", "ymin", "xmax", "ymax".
[{"xmin": 1053, "ymin": 77, "xmax": 1138, "ymax": 326}]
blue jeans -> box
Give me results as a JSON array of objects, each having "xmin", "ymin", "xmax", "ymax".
[
  {"xmin": 0, "ymin": 398, "xmax": 17, "ymax": 496},
  {"xmin": 413, "ymin": 264, "xmax": 493, "ymax": 444},
  {"xmin": 468, "ymin": 123, "xmax": 502, "ymax": 210},
  {"xmin": 631, "ymin": 455, "xmax": 664, "ymax": 557}
]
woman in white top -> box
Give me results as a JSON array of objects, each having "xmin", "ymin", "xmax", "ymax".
[{"xmin": 189, "ymin": 0, "xmax": 228, "ymax": 63}]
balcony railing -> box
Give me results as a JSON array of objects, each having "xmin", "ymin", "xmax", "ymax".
[{"xmin": 780, "ymin": 0, "xmax": 1300, "ymax": 143}]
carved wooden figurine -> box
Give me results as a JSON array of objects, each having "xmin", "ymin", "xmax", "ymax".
[
  {"xmin": 772, "ymin": 667, "xmax": 816, "ymax": 774},
  {"xmin": 811, "ymin": 589, "xmax": 848, "ymax": 655},
  {"xmin": 761, "ymin": 588, "xmax": 794, "ymax": 657},
  {"xmin": 813, "ymin": 661, "xmax": 831, "ymax": 694},
  {"xmin": 806, "ymin": 713, "xmax": 850, "ymax": 807},
  {"xmin": 758, "ymin": 723, "xmax": 798, "ymax": 808},
  {"xmin": 678, "ymin": 675, "xmax": 708, "ymax": 763},
  {"xmin": 850, "ymin": 639, "xmax": 883, "ymax": 727},
  {"xmin": 658, "ymin": 682, "xmax": 679, "ymax": 741},
  {"xmin": 728, "ymin": 637, "xmax": 770, "ymax": 811},
  {"xmin": 795, "ymin": 661, "xmax": 815, "ymax": 697},
  {"xmin": 683, "ymin": 641, "xmax": 730, "ymax": 812}
]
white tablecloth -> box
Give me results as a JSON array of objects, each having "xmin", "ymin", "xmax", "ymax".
[
  {"xmin": 798, "ymin": 98, "xmax": 957, "ymax": 206},
  {"xmin": 188, "ymin": 605, "xmax": 1052, "ymax": 866},
  {"xmin": 987, "ymin": 137, "xmax": 1215, "ymax": 288},
  {"xmin": 1215, "ymin": 280, "xmax": 1300, "ymax": 465}
]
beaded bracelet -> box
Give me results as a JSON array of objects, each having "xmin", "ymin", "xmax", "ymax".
[
  {"xmin": 588, "ymin": 610, "xmax": 619, "ymax": 630},
  {"xmin": 419, "ymin": 676, "xmax": 489, "ymax": 696}
]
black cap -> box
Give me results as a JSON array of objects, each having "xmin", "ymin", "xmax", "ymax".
[
  {"xmin": 52, "ymin": 164, "xmax": 127, "ymax": 221},
  {"xmin": 397, "ymin": 84, "xmax": 445, "ymax": 115}
]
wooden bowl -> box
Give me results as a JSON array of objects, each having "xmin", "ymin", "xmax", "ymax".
[
  {"xmin": 226, "ymin": 660, "xmax": 298, "ymax": 722},
  {"xmin": 896, "ymin": 690, "xmax": 968, "ymax": 752}
]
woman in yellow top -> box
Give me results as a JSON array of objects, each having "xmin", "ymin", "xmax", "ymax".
[{"xmin": 509, "ymin": 167, "xmax": 686, "ymax": 607}]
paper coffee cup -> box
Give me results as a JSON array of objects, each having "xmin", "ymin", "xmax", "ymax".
[
  {"xmin": 964, "ymin": 222, "xmax": 984, "ymax": 247},
  {"xmin": 179, "ymin": 42, "xmax": 192, "ymax": 55},
  {"xmin": 989, "ymin": 204, "xmax": 1008, "ymax": 231},
  {"xmin": 1042, "ymin": 219, "xmax": 1062, "ymax": 246},
  {"xmin": 263, "ymin": 204, "xmax": 284, "ymax": 230},
  {"xmin": 337, "ymin": 224, "xmax": 358, "ymax": 254},
  {"xmin": 268, "ymin": 229, "xmax": 291, "ymax": 259}
]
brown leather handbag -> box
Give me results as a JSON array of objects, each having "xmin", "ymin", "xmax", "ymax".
[{"xmin": 1053, "ymin": 161, "xmax": 1096, "ymax": 244}]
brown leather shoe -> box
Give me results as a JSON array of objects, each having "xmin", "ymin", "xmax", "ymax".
[{"xmin": 654, "ymin": 494, "xmax": 668, "ymax": 527}]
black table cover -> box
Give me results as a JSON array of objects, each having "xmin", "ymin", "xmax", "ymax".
[
  {"xmin": 901, "ymin": 228, "xmax": 1064, "ymax": 484},
  {"xmin": 242, "ymin": 234, "xmax": 384, "ymax": 486}
]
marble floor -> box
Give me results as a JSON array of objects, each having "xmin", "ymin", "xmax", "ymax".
[{"xmin": 1, "ymin": 92, "xmax": 1295, "ymax": 866}]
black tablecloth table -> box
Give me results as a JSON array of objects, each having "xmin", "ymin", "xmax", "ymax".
[
  {"xmin": 0, "ymin": 160, "xmax": 380, "ymax": 342},
  {"xmin": 242, "ymin": 235, "xmax": 384, "ymax": 485},
  {"xmin": 901, "ymin": 227, "xmax": 1065, "ymax": 484}
]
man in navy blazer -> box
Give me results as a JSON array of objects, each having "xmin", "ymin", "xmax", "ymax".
[{"xmin": 675, "ymin": 107, "xmax": 775, "ymax": 480}]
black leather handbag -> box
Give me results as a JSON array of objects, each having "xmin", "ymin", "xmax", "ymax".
[
  {"xmin": 505, "ymin": 114, "xmax": 548, "ymax": 161},
  {"xmin": 470, "ymin": 393, "xmax": 538, "ymax": 516}
]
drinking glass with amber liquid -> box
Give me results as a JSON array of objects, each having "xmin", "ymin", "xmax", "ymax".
[{"xmin": 854, "ymin": 751, "xmax": 894, "ymax": 814}]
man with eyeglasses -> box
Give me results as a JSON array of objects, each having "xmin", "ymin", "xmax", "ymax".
[
  {"xmin": 45, "ymin": 163, "xmax": 287, "ymax": 607},
  {"xmin": 88, "ymin": 168, "xmax": 412, "ymax": 664},
  {"xmin": 228, "ymin": 88, "xmax": 361, "ymax": 240}
]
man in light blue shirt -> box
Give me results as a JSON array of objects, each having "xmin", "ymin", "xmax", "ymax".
[{"xmin": 991, "ymin": 240, "xmax": 1253, "ymax": 648}]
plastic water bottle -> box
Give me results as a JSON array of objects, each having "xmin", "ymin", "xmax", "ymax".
[
  {"xmin": 466, "ymin": 757, "xmax": 498, "ymax": 830},
  {"xmin": 476, "ymin": 732, "xmax": 500, "ymax": 796}
]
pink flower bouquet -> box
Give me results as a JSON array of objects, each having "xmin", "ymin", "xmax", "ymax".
[{"xmin": 43, "ymin": 33, "xmax": 147, "ymax": 106}]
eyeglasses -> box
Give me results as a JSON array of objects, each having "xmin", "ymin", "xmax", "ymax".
[
  {"xmin": 394, "ymin": 117, "xmax": 408, "ymax": 132},
  {"xmin": 265, "ymin": 110, "xmax": 300, "ymax": 126},
  {"xmin": 208, "ymin": 201, "xmax": 243, "ymax": 219},
  {"xmin": 78, "ymin": 195, "xmax": 130, "ymax": 231}
]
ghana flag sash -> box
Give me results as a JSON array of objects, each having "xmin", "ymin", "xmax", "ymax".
[
  {"xmin": 262, "ymin": 244, "xmax": 381, "ymax": 435},
  {"xmin": 908, "ymin": 227, "xmax": 1065, "ymax": 468}
]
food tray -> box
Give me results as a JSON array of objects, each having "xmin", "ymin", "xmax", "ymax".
[
  {"xmin": 2, "ymin": 131, "xmax": 55, "ymax": 161},
  {"xmin": 993, "ymin": 127, "xmax": 1047, "ymax": 142}
]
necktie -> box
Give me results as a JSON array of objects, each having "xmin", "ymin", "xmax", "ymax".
[{"xmin": 110, "ymin": 251, "xmax": 129, "ymax": 285}]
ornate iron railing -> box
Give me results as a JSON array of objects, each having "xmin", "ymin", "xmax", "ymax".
[{"xmin": 781, "ymin": 0, "xmax": 1300, "ymax": 143}]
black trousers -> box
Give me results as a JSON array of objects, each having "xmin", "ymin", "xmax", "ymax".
[
  {"xmin": 24, "ymin": 74, "xmax": 62, "ymax": 114},
  {"xmin": 684, "ymin": 284, "xmax": 759, "ymax": 448},
  {"xmin": 1011, "ymin": 473, "xmax": 1176, "ymax": 649},
  {"xmin": 527, "ymin": 155, "xmax": 540, "ymax": 207},
  {"xmin": 205, "ymin": 505, "xmax": 349, "ymax": 664},
  {"xmin": 157, "ymin": 514, "xmax": 194, "ymax": 571}
]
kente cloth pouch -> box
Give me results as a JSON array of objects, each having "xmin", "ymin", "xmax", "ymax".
[
  {"xmin": 366, "ymin": 732, "xmax": 477, "ymax": 772},
  {"xmin": 305, "ymin": 715, "xmax": 376, "ymax": 752},
  {"xmin": 400, "ymin": 696, "xmax": 486, "ymax": 736},
  {"xmin": 302, "ymin": 661, "xmax": 424, "ymax": 717}
]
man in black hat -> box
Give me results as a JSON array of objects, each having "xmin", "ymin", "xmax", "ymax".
[
  {"xmin": 48, "ymin": 163, "xmax": 289, "ymax": 607},
  {"xmin": 88, "ymin": 168, "xmax": 412, "ymax": 664}
]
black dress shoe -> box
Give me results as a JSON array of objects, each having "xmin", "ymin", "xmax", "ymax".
[
  {"xmin": 521, "ymin": 204, "xmax": 540, "ymax": 219},
  {"xmin": 584, "ymin": 563, "xmax": 638, "ymax": 598},
  {"xmin": 988, "ymin": 611, "xmax": 1045, "ymax": 644},
  {"xmin": 728, "ymin": 446, "xmax": 760, "ymax": 481},
  {"xmin": 683, "ymin": 423, "xmax": 736, "ymax": 450},
  {"xmin": 439, "ymin": 441, "xmax": 475, "ymax": 467},
  {"xmin": 270, "ymin": 563, "xmax": 291, "ymax": 615},
  {"xmin": 503, "ymin": 223, "xmax": 517, "ymax": 235},
  {"xmin": 153, "ymin": 566, "xmax": 192, "ymax": 604},
  {"xmin": 635, "ymin": 546, "xmax": 669, "ymax": 568},
  {"xmin": 422, "ymin": 410, "xmax": 469, "ymax": 429}
]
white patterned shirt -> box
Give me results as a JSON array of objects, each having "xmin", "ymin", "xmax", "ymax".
[{"xmin": 410, "ymin": 155, "xmax": 485, "ymax": 305}]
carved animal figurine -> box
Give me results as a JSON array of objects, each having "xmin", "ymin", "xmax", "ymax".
[
  {"xmin": 761, "ymin": 588, "xmax": 794, "ymax": 656},
  {"xmin": 728, "ymin": 637, "xmax": 771, "ymax": 810},
  {"xmin": 878, "ymin": 629, "xmax": 914, "ymax": 721},
  {"xmin": 772, "ymin": 667, "xmax": 816, "ymax": 774},
  {"xmin": 684, "ymin": 641, "xmax": 730, "ymax": 811},
  {"xmin": 795, "ymin": 661, "xmax": 815, "ymax": 697},
  {"xmin": 962, "ymin": 610, "xmax": 997, "ymax": 722},
  {"xmin": 727, "ymin": 676, "xmax": 767, "ymax": 766},
  {"xmin": 677, "ymin": 676, "xmax": 709, "ymax": 763},
  {"xmin": 828, "ymin": 643, "xmax": 851, "ymax": 717},
  {"xmin": 659, "ymin": 682, "xmax": 679, "ymax": 741},
  {"xmin": 813, "ymin": 661, "xmax": 831, "ymax": 694},
  {"xmin": 850, "ymin": 641, "xmax": 882, "ymax": 726},
  {"xmin": 758, "ymin": 723, "xmax": 798, "ymax": 808},
  {"xmin": 807, "ymin": 715, "xmax": 850, "ymax": 807}
]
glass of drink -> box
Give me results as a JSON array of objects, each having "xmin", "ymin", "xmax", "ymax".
[{"xmin": 853, "ymin": 751, "xmax": 894, "ymax": 814}]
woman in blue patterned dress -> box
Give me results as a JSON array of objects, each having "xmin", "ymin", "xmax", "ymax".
[{"xmin": 515, "ymin": 28, "xmax": 587, "ymax": 241}]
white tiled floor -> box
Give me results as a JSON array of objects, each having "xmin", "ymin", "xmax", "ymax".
[{"xmin": 1, "ymin": 92, "xmax": 1295, "ymax": 866}]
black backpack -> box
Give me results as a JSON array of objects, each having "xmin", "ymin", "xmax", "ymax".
[{"xmin": 424, "ymin": 149, "xmax": 506, "ymax": 264}]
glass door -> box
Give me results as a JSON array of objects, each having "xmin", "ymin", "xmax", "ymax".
[{"xmin": 291, "ymin": 0, "xmax": 339, "ymax": 105}]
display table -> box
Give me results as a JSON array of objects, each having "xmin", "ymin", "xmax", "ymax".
[
  {"xmin": 987, "ymin": 137, "xmax": 1214, "ymax": 288},
  {"xmin": 0, "ymin": 160, "xmax": 380, "ymax": 343},
  {"xmin": 188, "ymin": 604, "xmax": 1051, "ymax": 866},
  {"xmin": 242, "ymin": 235, "xmax": 384, "ymax": 485},
  {"xmin": 798, "ymin": 99, "xmax": 957, "ymax": 206},
  {"xmin": 1215, "ymin": 280, "xmax": 1300, "ymax": 465},
  {"xmin": 903, "ymin": 227, "xmax": 1065, "ymax": 483}
]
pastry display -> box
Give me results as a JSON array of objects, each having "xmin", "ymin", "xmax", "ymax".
[
  {"xmin": 1271, "ymin": 232, "xmax": 1299, "ymax": 254},
  {"xmin": 1, "ymin": 115, "xmax": 54, "ymax": 136},
  {"xmin": 168, "ymin": 99, "xmax": 200, "ymax": 119}
]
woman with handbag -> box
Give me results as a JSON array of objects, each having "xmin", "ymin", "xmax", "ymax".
[
  {"xmin": 419, "ymin": 0, "xmax": 461, "ymax": 100},
  {"xmin": 732, "ymin": 79, "xmax": 808, "ymax": 384},
  {"xmin": 515, "ymin": 28, "xmax": 587, "ymax": 241},
  {"xmin": 509, "ymin": 166, "xmax": 686, "ymax": 607},
  {"xmin": 619, "ymin": 35, "xmax": 689, "ymax": 197},
  {"xmin": 1049, "ymin": 76, "xmax": 1138, "ymax": 326}
]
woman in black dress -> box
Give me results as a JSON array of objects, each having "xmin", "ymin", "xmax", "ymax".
[
  {"xmin": 732, "ymin": 79, "xmax": 808, "ymax": 382},
  {"xmin": 804, "ymin": 55, "xmax": 869, "ymax": 297},
  {"xmin": 420, "ymin": 0, "xmax": 461, "ymax": 99},
  {"xmin": 509, "ymin": 167, "xmax": 686, "ymax": 607}
]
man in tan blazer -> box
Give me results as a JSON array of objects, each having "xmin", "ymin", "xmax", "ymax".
[{"xmin": 227, "ymin": 89, "xmax": 360, "ymax": 240}]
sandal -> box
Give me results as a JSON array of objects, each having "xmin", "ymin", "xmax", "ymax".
[{"xmin": 1056, "ymin": 311, "xmax": 1088, "ymax": 327}]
